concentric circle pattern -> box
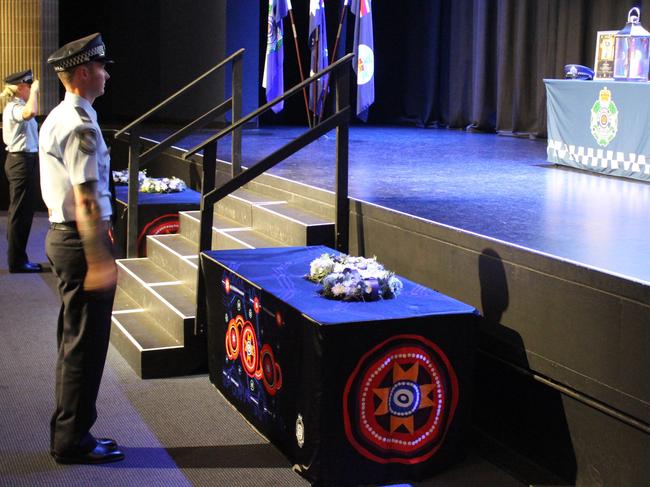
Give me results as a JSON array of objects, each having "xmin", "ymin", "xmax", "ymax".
[{"xmin": 343, "ymin": 334, "xmax": 459, "ymax": 464}]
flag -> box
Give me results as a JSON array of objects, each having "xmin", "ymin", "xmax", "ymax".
[
  {"xmin": 263, "ymin": 0, "xmax": 290, "ymax": 113},
  {"xmin": 309, "ymin": 0, "xmax": 329, "ymax": 118},
  {"xmin": 351, "ymin": 0, "xmax": 374, "ymax": 121}
]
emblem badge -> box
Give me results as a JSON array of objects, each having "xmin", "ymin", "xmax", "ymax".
[
  {"xmin": 590, "ymin": 87, "xmax": 618, "ymax": 147},
  {"xmin": 295, "ymin": 414, "xmax": 305, "ymax": 448},
  {"xmin": 357, "ymin": 44, "xmax": 374, "ymax": 85}
]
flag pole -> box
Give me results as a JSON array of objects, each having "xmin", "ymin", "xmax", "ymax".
[
  {"xmin": 312, "ymin": 29, "xmax": 320, "ymax": 121},
  {"xmin": 317, "ymin": 0, "xmax": 349, "ymax": 125},
  {"xmin": 287, "ymin": 0, "xmax": 312, "ymax": 128}
]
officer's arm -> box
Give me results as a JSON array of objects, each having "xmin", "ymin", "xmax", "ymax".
[
  {"xmin": 21, "ymin": 80, "xmax": 39, "ymax": 120},
  {"xmin": 73, "ymin": 181, "xmax": 116, "ymax": 292}
]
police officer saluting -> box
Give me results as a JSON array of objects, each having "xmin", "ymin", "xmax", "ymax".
[
  {"xmin": 39, "ymin": 33, "xmax": 124, "ymax": 464},
  {"xmin": 2, "ymin": 69, "xmax": 42, "ymax": 273}
]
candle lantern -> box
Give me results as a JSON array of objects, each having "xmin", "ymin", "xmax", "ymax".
[{"xmin": 614, "ymin": 7, "xmax": 650, "ymax": 81}]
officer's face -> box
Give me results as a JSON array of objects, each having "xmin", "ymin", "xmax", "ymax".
[
  {"xmin": 85, "ymin": 61, "xmax": 110, "ymax": 98},
  {"xmin": 16, "ymin": 83, "xmax": 31, "ymax": 101}
]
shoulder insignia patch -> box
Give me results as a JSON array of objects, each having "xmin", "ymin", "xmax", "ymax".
[
  {"xmin": 77, "ymin": 128, "xmax": 97, "ymax": 155},
  {"xmin": 74, "ymin": 106, "xmax": 92, "ymax": 124}
]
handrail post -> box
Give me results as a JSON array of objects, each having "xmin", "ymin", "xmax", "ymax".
[
  {"xmin": 200, "ymin": 141, "xmax": 217, "ymax": 253},
  {"xmin": 196, "ymin": 140, "xmax": 217, "ymax": 336},
  {"xmin": 335, "ymin": 64, "xmax": 350, "ymax": 254},
  {"xmin": 126, "ymin": 126, "xmax": 141, "ymax": 258},
  {"xmin": 231, "ymin": 55, "xmax": 243, "ymax": 177}
]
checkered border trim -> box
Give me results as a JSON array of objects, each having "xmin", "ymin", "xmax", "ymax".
[
  {"xmin": 547, "ymin": 138, "xmax": 650, "ymax": 176},
  {"xmin": 53, "ymin": 45, "xmax": 105, "ymax": 72}
]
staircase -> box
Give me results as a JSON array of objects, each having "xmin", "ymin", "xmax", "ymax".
[
  {"xmin": 110, "ymin": 48, "xmax": 354, "ymax": 379},
  {"xmin": 110, "ymin": 171, "xmax": 335, "ymax": 378}
]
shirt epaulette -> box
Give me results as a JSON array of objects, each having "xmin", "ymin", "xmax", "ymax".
[{"xmin": 74, "ymin": 106, "xmax": 92, "ymax": 124}]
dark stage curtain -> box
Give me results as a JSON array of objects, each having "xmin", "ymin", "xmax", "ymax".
[{"xmin": 370, "ymin": 0, "xmax": 649, "ymax": 136}]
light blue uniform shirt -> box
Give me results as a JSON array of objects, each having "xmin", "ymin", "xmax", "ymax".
[
  {"xmin": 2, "ymin": 98, "xmax": 38, "ymax": 153},
  {"xmin": 38, "ymin": 92, "xmax": 112, "ymax": 223}
]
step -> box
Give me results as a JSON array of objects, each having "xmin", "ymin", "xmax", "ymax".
[
  {"xmin": 252, "ymin": 203, "xmax": 335, "ymax": 247},
  {"xmin": 178, "ymin": 210, "xmax": 284, "ymax": 250},
  {"xmin": 252, "ymin": 170, "xmax": 335, "ymax": 207},
  {"xmin": 115, "ymin": 259, "xmax": 193, "ymax": 342},
  {"xmin": 146, "ymin": 234, "xmax": 198, "ymax": 290},
  {"xmin": 179, "ymin": 210, "xmax": 248, "ymax": 243},
  {"xmin": 215, "ymin": 188, "xmax": 283, "ymax": 227},
  {"xmin": 116, "ymin": 258, "xmax": 179, "ymax": 306},
  {"xmin": 110, "ymin": 310, "xmax": 188, "ymax": 379},
  {"xmin": 113, "ymin": 287, "xmax": 141, "ymax": 313},
  {"xmin": 215, "ymin": 228, "xmax": 285, "ymax": 249},
  {"xmin": 245, "ymin": 178, "xmax": 335, "ymax": 220}
]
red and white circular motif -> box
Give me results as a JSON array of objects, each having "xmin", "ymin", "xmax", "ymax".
[
  {"xmin": 240, "ymin": 323, "xmax": 259, "ymax": 377},
  {"xmin": 343, "ymin": 334, "xmax": 458, "ymax": 464}
]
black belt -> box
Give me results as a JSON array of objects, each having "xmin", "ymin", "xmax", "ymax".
[
  {"xmin": 50, "ymin": 221, "xmax": 111, "ymax": 232},
  {"xmin": 8, "ymin": 151, "xmax": 37, "ymax": 156},
  {"xmin": 50, "ymin": 221, "xmax": 78, "ymax": 231}
]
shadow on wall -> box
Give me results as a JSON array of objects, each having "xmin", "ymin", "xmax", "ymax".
[{"xmin": 475, "ymin": 248, "xmax": 577, "ymax": 485}]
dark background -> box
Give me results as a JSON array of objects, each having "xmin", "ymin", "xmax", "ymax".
[
  {"xmin": 2, "ymin": 0, "xmax": 647, "ymax": 209},
  {"xmin": 55, "ymin": 0, "xmax": 648, "ymax": 135}
]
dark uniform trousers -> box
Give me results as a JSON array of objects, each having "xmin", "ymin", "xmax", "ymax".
[
  {"xmin": 45, "ymin": 224, "xmax": 116, "ymax": 455},
  {"xmin": 4, "ymin": 152, "xmax": 38, "ymax": 269}
]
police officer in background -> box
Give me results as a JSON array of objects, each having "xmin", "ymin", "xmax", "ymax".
[
  {"xmin": 1, "ymin": 69, "xmax": 43, "ymax": 273},
  {"xmin": 39, "ymin": 33, "xmax": 124, "ymax": 464}
]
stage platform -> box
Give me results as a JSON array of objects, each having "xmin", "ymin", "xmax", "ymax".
[
  {"xmin": 135, "ymin": 125, "xmax": 650, "ymax": 485},
  {"xmin": 143, "ymin": 125, "xmax": 650, "ymax": 285}
]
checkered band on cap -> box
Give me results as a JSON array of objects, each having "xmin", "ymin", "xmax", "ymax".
[{"xmin": 52, "ymin": 45, "xmax": 106, "ymax": 72}]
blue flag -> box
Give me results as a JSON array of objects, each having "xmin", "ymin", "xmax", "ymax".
[
  {"xmin": 263, "ymin": 0, "xmax": 290, "ymax": 113},
  {"xmin": 351, "ymin": 0, "xmax": 374, "ymax": 121},
  {"xmin": 309, "ymin": 0, "xmax": 329, "ymax": 118}
]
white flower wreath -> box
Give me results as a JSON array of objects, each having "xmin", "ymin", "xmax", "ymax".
[
  {"xmin": 112, "ymin": 169, "xmax": 187, "ymax": 193},
  {"xmin": 306, "ymin": 253, "xmax": 403, "ymax": 301}
]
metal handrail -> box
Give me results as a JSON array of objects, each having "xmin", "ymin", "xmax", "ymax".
[
  {"xmin": 194, "ymin": 53, "xmax": 353, "ymax": 337},
  {"xmin": 115, "ymin": 48, "xmax": 244, "ymax": 257},
  {"xmin": 139, "ymin": 99, "xmax": 232, "ymax": 166},
  {"xmin": 184, "ymin": 53, "xmax": 354, "ymax": 160},
  {"xmin": 115, "ymin": 48, "xmax": 244, "ymax": 137}
]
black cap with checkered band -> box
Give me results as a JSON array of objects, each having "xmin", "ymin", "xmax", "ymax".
[
  {"xmin": 47, "ymin": 33, "xmax": 113, "ymax": 72},
  {"xmin": 4, "ymin": 69, "xmax": 33, "ymax": 85}
]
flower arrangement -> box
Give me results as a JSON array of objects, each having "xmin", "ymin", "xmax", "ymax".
[
  {"xmin": 111, "ymin": 169, "xmax": 187, "ymax": 193},
  {"xmin": 306, "ymin": 253, "xmax": 403, "ymax": 301},
  {"xmin": 112, "ymin": 169, "xmax": 146, "ymax": 185},
  {"xmin": 139, "ymin": 176, "xmax": 187, "ymax": 193}
]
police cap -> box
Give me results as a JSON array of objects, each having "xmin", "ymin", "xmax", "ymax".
[
  {"xmin": 47, "ymin": 33, "xmax": 113, "ymax": 72},
  {"xmin": 4, "ymin": 69, "xmax": 33, "ymax": 85}
]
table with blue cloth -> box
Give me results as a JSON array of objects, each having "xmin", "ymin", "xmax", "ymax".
[
  {"xmin": 112, "ymin": 185, "xmax": 200, "ymax": 257},
  {"xmin": 200, "ymin": 245, "xmax": 478, "ymax": 486},
  {"xmin": 545, "ymin": 79, "xmax": 650, "ymax": 181}
]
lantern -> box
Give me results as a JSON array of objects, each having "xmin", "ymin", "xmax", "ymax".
[{"xmin": 613, "ymin": 7, "xmax": 650, "ymax": 81}]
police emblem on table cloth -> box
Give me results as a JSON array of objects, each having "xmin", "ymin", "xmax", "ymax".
[
  {"xmin": 590, "ymin": 87, "xmax": 618, "ymax": 147},
  {"xmin": 343, "ymin": 334, "xmax": 458, "ymax": 464}
]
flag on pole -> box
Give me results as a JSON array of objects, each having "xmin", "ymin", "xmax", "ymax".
[
  {"xmin": 309, "ymin": 0, "xmax": 329, "ymax": 118},
  {"xmin": 263, "ymin": 0, "xmax": 290, "ymax": 113},
  {"xmin": 351, "ymin": 0, "xmax": 374, "ymax": 121}
]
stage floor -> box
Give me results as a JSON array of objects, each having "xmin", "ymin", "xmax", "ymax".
[{"xmin": 145, "ymin": 126, "xmax": 650, "ymax": 285}]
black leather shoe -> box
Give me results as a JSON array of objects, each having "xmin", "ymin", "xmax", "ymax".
[
  {"xmin": 53, "ymin": 443, "xmax": 125, "ymax": 465},
  {"xmin": 9, "ymin": 262, "xmax": 42, "ymax": 273},
  {"xmin": 96, "ymin": 437, "xmax": 118, "ymax": 450}
]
